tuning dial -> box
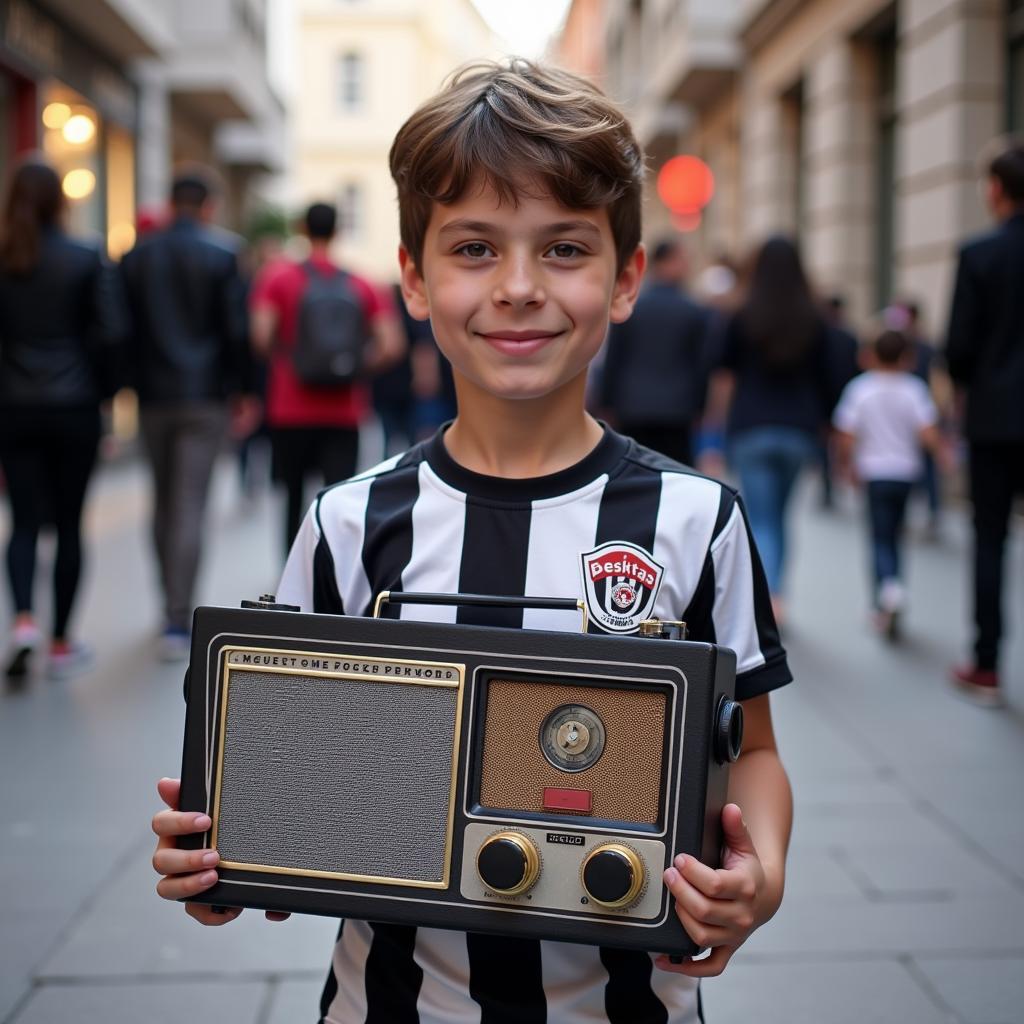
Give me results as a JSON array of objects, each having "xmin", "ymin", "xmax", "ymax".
[
  {"xmin": 581, "ymin": 843, "xmax": 645, "ymax": 909},
  {"xmin": 476, "ymin": 831, "xmax": 541, "ymax": 897}
]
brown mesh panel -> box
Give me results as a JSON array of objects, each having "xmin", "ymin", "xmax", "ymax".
[{"xmin": 478, "ymin": 680, "xmax": 665, "ymax": 824}]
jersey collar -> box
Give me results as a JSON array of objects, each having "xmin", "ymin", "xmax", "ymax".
[{"xmin": 423, "ymin": 422, "xmax": 630, "ymax": 503}]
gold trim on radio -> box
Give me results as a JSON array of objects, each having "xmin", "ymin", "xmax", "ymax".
[{"xmin": 211, "ymin": 645, "xmax": 466, "ymax": 890}]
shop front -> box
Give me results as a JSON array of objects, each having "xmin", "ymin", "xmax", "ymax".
[{"xmin": 0, "ymin": 0, "xmax": 139, "ymax": 258}]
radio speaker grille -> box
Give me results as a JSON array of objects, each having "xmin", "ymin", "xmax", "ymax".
[
  {"xmin": 479, "ymin": 680, "xmax": 666, "ymax": 824},
  {"xmin": 214, "ymin": 669, "xmax": 459, "ymax": 884}
]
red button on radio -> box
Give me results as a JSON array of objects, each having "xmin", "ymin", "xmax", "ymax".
[{"xmin": 543, "ymin": 787, "xmax": 593, "ymax": 813}]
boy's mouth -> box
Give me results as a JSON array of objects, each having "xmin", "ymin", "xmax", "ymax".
[{"xmin": 477, "ymin": 330, "xmax": 563, "ymax": 356}]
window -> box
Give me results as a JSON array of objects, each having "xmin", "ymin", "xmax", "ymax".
[
  {"xmin": 338, "ymin": 52, "xmax": 364, "ymax": 112},
  {"xmin": 339, "ymin": 182, "xmax": 364, "ymax": 239}
]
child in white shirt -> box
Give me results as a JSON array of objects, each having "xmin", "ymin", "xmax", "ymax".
[{"xmin": 833, "ymin": 329, "xmax": 947, "ymax": 638}]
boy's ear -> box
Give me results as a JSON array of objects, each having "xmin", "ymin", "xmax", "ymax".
[
  {"xmin": 398, "ymin": 245, "xmax": 430, "ymax": 321},
  {"xmin": 609, "ymin": 244, "xmax": 646, "ymax": 324}
]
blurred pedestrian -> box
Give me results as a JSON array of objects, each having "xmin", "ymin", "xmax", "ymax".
[
  {"xmin": 598, "ymin": 237, "xmax": 711, "ymax": 464},
  {"xmin": 819, "ymin": 294, "xmax": 861, "ymax": 510},
  {"xmin": 717, "ymin": 236, "xmax": 839, "ymax": 623},
  {"xmin": 372, "ymin": 282, "xmax": 454, "ymax": 456},
  {"xmin": 944, "ymin": 138, "xmax": 1024, "ymax": 705},
  {"xmin": 888, "ymin": 299, "xmax": 946, "ymax": 537},
  {"xmin": 249, "ymin": 202, "xmax": 403, "ymax": 553},
  {"xmin": 120, "ymin": 168, "xmax": 257, "ymax": 662},
  {"xmin": 832, "ymin": 329, "xmax": 947, "ymax": 640},
  {"xmin": 0, "ymin": 157, "xmax": 127, "ymax": 681}
]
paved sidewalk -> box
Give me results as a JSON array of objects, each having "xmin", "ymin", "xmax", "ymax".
[{"xmin": 0, "ymin": 461, "xmax": 1021, "ymax": 1024}]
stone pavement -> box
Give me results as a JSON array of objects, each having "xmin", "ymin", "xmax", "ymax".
[{"xmin": 0, "ymin": 458, "xmax": 1021, "ymax": 1024}]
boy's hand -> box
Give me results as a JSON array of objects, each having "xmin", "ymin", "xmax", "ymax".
[
  {"xmin": 151, "ymin": 778, "xmax": 290, "ymax": 926},
  {"xmin": 655, "ymin": 803, "xmax": 767, "ymax": 978}
]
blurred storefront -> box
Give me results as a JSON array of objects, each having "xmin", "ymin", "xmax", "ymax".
[
  {"xmin": 0, "ymin": 0, "xmax": 284, "ymax": 250},
  {"xmin": 0, "ymin": 0, "xmax": 143, "ymax": 257},
  {"xmin": 590, "ymin": 0, "xmax": 1012, "ymax": 333}
]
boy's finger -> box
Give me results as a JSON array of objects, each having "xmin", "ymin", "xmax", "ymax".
[
  {"xmin": 156, "ymin": 869, "xmax": 219, "ymax": 902},
  {"xmin": 721, "ymin": 803, "xmax": 758, "ymax": 857},
  {"xmin": 151, "ymin": 810, "xmax": 212, "ymax": 838},
  {"xmin": 152, "ymin": 847, "xmax": 219, "ymax": 876},
  {"xmin": 670, "ymin": 855, "xmax": 741, "ymax": 899},
  {"xmin": 186, "ymin": 903, "xmax": 242, "ymax": 926},
  {"xmin": 669, "ymin": 900, "xmax": 730, "ymax": 950},
  {"xmin": 663, "ymin": 869, "xmax": 733, "ymax": 927},
  {"xmin": 654, "ymin": 946, "xmax": 733, "ymax": 978},
  {"xmin": 157, "ymin": 777, "xmax": 181, "ymax": 811}
]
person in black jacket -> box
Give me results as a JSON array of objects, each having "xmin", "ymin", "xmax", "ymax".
[
  {"xmin": 0, "ymin": 158, "xmax": 126, "ymax": 682},
  {"xmin": 120, "ymin": 169, "xmax": 255, "ymax": 662},
  {"xmin": 598, "ymin": 237, "xmax": 710, "ymax": 465},
  {"xmin": 945, "ymin": 140, "xmax": 1024, "ymax": 706},
  {"xmin": 717, "ymin": 237, "xmax": 838, "ymax": 624}
]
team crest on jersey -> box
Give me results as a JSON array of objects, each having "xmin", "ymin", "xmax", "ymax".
[{"xmin": 580, "ymin": 541, "xmax": 664, "ymax": 634}]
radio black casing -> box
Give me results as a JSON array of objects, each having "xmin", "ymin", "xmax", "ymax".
[{"xmin": 177, "ymin": 604, "xmax": 738, "ymax": 956}]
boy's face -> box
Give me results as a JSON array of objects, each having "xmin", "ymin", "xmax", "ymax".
[{"xmin": 399, "ymin": 179, "xmax": 644, "ymax": 406}]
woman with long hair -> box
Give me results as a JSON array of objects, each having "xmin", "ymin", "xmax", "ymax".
[
  {"xmin": 0, "ymin": 157, "xmax": 125, "ymax": 682},
  {"xmin": 717, "ymin": 236, "xmax": 839, "ymax": 622}
]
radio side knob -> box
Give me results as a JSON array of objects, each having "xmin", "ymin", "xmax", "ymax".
[
  {"xmin": 581, "ymin": 844, "xmax": 645, "ymax": 909},
  {"xmin": 476, "ymin": 831, "xmax": 541, "ymax": 897}
]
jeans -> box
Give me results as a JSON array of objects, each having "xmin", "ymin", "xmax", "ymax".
[
  {"xmin": 140, "ymin": 403, "xmax": 229, "ymax": 631},
  {"xmin": 866, "ymin": 480, "xmax": 913, "ymax": 599},
  {"xmin": 729, "ymin": 427, "xmax": 817, "ymax": 594}
]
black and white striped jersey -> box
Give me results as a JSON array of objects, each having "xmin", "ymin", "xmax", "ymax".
[{"xmin": 277, "ymin": 425, "xmax": 791, "ymax": 1024}]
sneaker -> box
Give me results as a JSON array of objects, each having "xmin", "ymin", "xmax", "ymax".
[
  {"xmin": 877, "ymin": 578, "xmax": 906, "ymax": 613},
  {"xmin": 951, "ymin": 665, "xmax": 1003, "ymax": 707},
  {"xmin": 158, "ymin": 627, "xmax": 191, "ymax": 663},
  {"xmin": 48, "ymin": 641, "xmax": 94, "ymax": 680},
  {"xmin": 5, "ymin": 622, "xmax": 41, "ymax": 680},
  {"xmin": 874, "ymin": 579, "xmax": 905, "ymax": 642}
]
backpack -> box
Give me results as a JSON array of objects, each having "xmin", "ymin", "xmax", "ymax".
[{"xmin": 291, "ymin": 261, "xmax": 368, "ymax": 388}]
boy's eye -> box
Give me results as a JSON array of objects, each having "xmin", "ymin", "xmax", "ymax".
[
  {"xmin": 547, "ymin": 243, "xmax": 583, "ymax": 259},
  {"xmin": 456, "ymin": 242, "xmax": 493, "ymax": 259}
]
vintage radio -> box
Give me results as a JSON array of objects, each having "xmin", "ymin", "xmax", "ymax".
[{"xmin": 177, "ymin": 592, "xmax": 743, "ymax": 957}]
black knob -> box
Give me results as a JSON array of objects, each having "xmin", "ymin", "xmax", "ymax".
[
  {"xmin": 714, "ymin": 698, "xmax": 743, "ymax": 764},
  {"xmin": 476, "ymin": 832, "xmax": 539, "ymax": 896},
  {"xmin": 581, "ymin": 844, "xmax": 645, "ymax": 908},
  {"xmin": 240, "ymin": 595, "xmax": 300, "ymax": 611}
]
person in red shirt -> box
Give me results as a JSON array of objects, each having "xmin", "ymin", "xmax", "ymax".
[{"xmin": 250, "ymin": 202, "xmax": 403, "ymax": 550}]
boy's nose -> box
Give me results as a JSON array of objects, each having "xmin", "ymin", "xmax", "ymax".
[{"xmin": 492, "ymin": 257, "xmax": 545, "ymax": 308}]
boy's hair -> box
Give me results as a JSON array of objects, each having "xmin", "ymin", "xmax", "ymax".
[
  {"xmin": 389, "ymin": 58, "xmax": 644, "ymax": 273},
  {"xmin": 304, "ymin": 202, "xmax": 337, "ymax": 240},
  {"xmin": 986, "ymin": 137, "xmax": 1024, "ymax": 203},
  {"xmin": 873, "ymin": 328, "xmax": 911, "ymax": 366}
]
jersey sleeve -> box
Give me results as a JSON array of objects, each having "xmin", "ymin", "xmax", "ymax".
[
  {"xmin": 275, "ymin": 503, "xmax": 320, "ymax": 611},
  {"xmin": 709, "ymin": 494, "xmax": 792, "ymax": 700}
]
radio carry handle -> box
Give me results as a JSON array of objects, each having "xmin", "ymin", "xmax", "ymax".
[{"xmin": 373, "ymin": 590, "xmax": 589, "ymax": 632}]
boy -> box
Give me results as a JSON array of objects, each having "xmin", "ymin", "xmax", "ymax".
[
  {"xmin": 833, "ymin": 328, "xmax": 946, "ymax": 639},
  {"xmin": 152, "ymin": 59, "xmax": 793, "ymax": 1023}
]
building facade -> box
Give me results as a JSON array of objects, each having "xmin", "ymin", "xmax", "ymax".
[
  {"xmin": 595, "ymin": 0, "xmax": 1013, "ymax": 334},
  {"xmin": 292, "ymin": 0, "xmax": 497, "ymax": 281},
  {"xmin": 0, "ymin": 0, "xmax": 283, "ymax": 253}
]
